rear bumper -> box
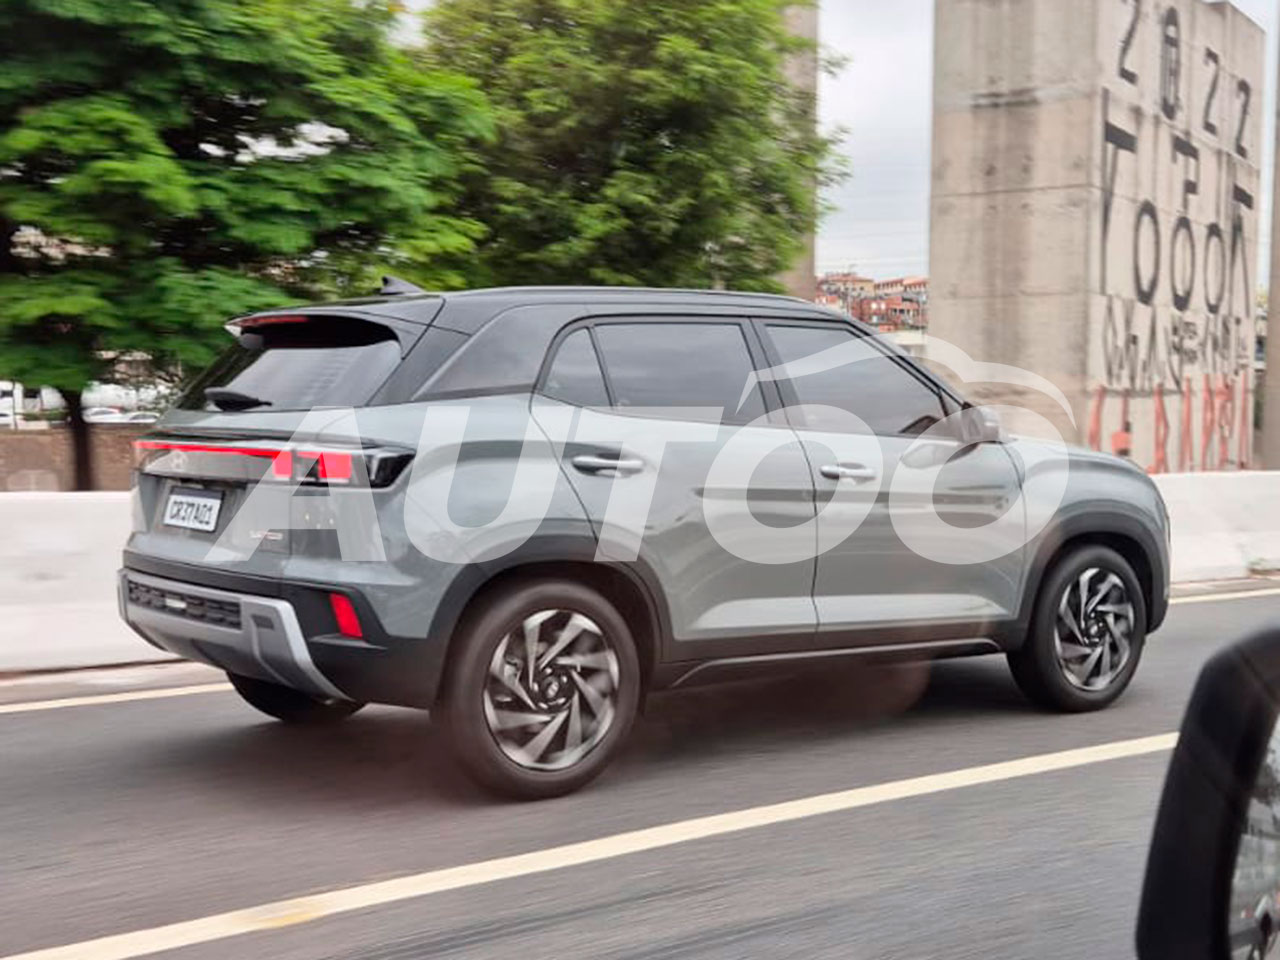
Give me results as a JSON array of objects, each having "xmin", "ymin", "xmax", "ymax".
[
  {"xmin": 118, "ymin": 558, "xmax": 445, "ymax": 707},
  {"xmin": 120, "ymin": 570, "xmax": 349, "ymax": 700}
]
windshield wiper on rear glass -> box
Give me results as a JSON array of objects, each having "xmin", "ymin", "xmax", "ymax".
[{"xmin": 204, "ymin": 388, "xmax": 273, "ymax": 411}]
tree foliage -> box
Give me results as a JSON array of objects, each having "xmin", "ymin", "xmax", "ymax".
[
  {"xmin": 420, "ymin": 0, "xmax": 831, "ymax": 291},
  {"xmin": 0, "ymin": 0, "xmax": 492, "ymax": 483}
]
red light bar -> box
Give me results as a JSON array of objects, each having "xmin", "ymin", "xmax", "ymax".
[
  {"xmin": 329, "ymin": 593, "xmax": 363, "ymax": 639},
  {"xmin": 134, "ymin": 439, "xmax": 282, "ymax": 458},
  {"xmin": 133, "ymin": 439, "xmax": 359, "ymax": 485},
  {"xmin": 134, "ymin": 439, "xmax": 294, "ymax": 477}
]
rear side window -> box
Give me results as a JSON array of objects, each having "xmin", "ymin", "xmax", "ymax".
[
  {"xmin": 593, "ymin": 322, "xmax": 765, "ymax": 422},
  {"xmin": 541, "ymin": 329, "xmax": 609, "ymax": 407},
  {"xmin": 176, "ymin": 316, "xmax": 402, "ymax": 411}
]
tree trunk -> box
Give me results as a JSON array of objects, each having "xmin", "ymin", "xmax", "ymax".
[{"xmin": 64, "ymin": 389, "xmax": 95, "ymax": 491}]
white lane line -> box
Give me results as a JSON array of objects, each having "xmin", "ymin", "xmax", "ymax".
[
  {"xmin": 0, "ymin": 683, "xmax": 231, "ymax": 715},
  {"xmin": 1170, "ymin": 586, "xmax": 1280, "ymax": 606},
  {"xmin": 3, "ymin": 732, "xmax": 1177, "ymax": 960}
]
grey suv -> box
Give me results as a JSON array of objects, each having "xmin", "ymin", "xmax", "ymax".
[{"xmin": 120, "ymin": 284, "xmax": 1170, "ymax": 798}]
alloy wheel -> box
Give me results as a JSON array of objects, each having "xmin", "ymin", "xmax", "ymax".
[
  {"xmin": 482, "ymin": 609, "xmax": 621, "ymax": 771},
  {"xmin": 1053, "ymin": 567, "xmax": 1135, "ymax": 691}
]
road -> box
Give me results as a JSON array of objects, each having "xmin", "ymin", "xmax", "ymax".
[{"xmin": 4, "ymin": 586, "xmax": 1280, "ymax": 960}]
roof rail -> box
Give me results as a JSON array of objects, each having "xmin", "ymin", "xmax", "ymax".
[
  {"xmin": 380, "ymin": 275, "xmax": 428, "ymax": 296},
  {"xmin": 446, "ymin": 285, "xmax": 813, "ymax": 305}
]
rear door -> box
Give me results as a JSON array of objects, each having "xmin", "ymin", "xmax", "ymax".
[
  {"xmin": 531, "ymin": 317, "xmax": 818, "ymax": 652},
  {"xmin": 756, "ymin": 320, "xmax": 1025, "ymax": 641},
  {"xmin": 130, "ymin": 313, "xmax": 417, "ymax": 576}
]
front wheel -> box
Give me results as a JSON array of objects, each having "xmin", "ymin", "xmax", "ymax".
[
  {"xmin": 1008, "ymin": 545, "xmax": 1147, "ymax": 712},
  {"xmin": 439, "ymin": 579, "xmax": 640, "ymax": 800},
  {"xmin": 227, "ymin": 673, "xmax": 363, "ymax": 725}
]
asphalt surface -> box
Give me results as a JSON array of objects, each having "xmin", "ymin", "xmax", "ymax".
[{"xmin": 4, "ymin": 588, "xmax": 1280, "ymax": 960}]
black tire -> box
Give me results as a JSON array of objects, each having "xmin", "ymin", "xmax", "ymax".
[
  {"xmin": 1008, "ymin": 544, "xmax": 1147, "ymax": 712},
  {"xmin": 227, "ymin": 672, "xmax": 364, "ymax": 725},
  {"xmin": 439, "ymin": 579, "xmax": 641, "ymax": 800}
]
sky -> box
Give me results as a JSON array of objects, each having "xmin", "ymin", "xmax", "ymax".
[{"xmin": 815, "ymin": 0, "xmax": 1280, "ymax": 283}]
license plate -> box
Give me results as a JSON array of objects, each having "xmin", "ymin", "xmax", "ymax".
[{"xmin": 163, "ymin": 489, "xmax": 223, "ymax": 532}]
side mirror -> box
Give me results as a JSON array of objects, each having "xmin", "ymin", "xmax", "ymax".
[
  {"xmin": 960, "ymin": 404, "xmax": 1004, "ymax": 444},
  {"xmin": 1137, "ymin": 628, "xmax": 1280, "ymax": 960}
]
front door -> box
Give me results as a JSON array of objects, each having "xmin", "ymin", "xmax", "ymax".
[{"xmin": 755, "ymin": 320, "xmax": 1025, "ymax": 643}]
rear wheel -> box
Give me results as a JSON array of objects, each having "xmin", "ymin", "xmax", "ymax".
[
  {"xmin": 227, "ymin": 673, "xmax": 363, "ymax": 725},
  {"xmin": 439, "ymin": 579, "xmax": 640, "ymax": 800},
  {"xmin": 1008, "ymin": 545, "xmax": 1147, "ymax": 712}
]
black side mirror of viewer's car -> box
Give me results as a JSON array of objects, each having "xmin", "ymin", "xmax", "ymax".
[{"xmin": 1138, "ymin": 627, "xmax": 1280, "ymax": 960}]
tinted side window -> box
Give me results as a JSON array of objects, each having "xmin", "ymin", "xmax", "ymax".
[
  {"xmin": 541, "ymin": 329, "xmax": 609, "ymax": 407},
  {"xmin": 594, "ymin": 322, "xmax": 765, "ymax": 422},
  {"xmin": 765, "ymin": 325, "xmax": 945, "ymax": 435}
]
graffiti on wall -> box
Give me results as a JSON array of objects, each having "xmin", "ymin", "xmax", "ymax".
[{"xmin": 1093, "ymin": 0, "xmax": 1262, "ymax": 470}]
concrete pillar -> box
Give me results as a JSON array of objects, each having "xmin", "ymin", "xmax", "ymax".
[
  {"xmin": 930, "ymin": 0, "xmax": 1265, "ymax": 470},
  {"xmin": 780, "ymin": 4, "xmax": 818, "ymax": 300},
  {"xmin": 1264, "ymin": 32, "xmax": 1280, "ymax": 467}
]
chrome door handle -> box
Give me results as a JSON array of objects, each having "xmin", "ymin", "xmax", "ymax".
[
  {"xmin": 572, "ymin": 454, "xmax": 644, "ymax": 476},
  {"xmin": 820, "ymin": 463, "xmax": 878, "ymax": 482}
]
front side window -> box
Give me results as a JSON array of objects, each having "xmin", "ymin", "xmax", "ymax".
[
  {"xmin": 764, "ymin": 324, "xmax": 945, "ymax": 436},
  {"xmin": 593, "ymin": 322, "xmax": 765, "ymax": 423}
]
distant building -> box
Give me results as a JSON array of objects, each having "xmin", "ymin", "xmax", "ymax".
[
  {"xmin": 815, "ymin": 271, "xmax": 928, "ymax": 331},
  {"xmin": 819, "ymin": 272, "xmax": 875, "ymax": 298}
]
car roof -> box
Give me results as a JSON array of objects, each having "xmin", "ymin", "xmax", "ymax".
[{"xmin": 239, "ymin": 285, "xmax": 843, "ymax": 329}]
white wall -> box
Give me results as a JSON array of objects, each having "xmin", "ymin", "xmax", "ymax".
[
  {"xmin": 0, "ymin": 475, "xmax": 1277, "ymax": 671},
  {"xmin": 1154, "ymin": 472, "xmax": 1280, "ymax": 582},
  {"xmin": 0, "ymin": 492, "xmax": 154, "ymax": 671}
]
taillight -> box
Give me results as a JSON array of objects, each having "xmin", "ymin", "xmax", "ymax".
[
  {"xmin": 316, "ymin": 451, "xmax": 353, "ymax": 483},
  {"xmin": 328, "ymin": 593, "xmax": 363, "ymax": 639},
  {"xmin": 132, "ymin": 440, "xmax": 410, "ymax": 488},
  {"xmin": 270, "ymin": 450, "xmax": 293, "ymax": 480}
]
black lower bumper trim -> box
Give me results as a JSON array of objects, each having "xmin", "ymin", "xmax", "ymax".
[{"xmin": 121, "ymin": 551, "xmax": 445, "ymax": 708}]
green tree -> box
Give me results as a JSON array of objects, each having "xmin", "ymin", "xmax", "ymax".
[
  {"xmin": 0, "ymin": 0, "xmax": 491, "ymax": 488},
  {"xmin": 420, "ymin": 0, "xmax": 832, "ymax": 291}
]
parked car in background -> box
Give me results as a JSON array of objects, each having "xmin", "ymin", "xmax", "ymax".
[
  {"xmin": 124, "ymin": 411, "xmax": 160, "ymax": 424},
  {"xmin": 83, "ymin": 407, "xmax": 125, "ymax": 423}
]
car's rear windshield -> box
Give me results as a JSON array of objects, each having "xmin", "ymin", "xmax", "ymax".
[{"xmin": 176, "ymin": 316, "xmax": 402, "ymax": 412}]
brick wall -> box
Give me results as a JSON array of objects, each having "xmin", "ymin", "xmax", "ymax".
[{"xmin": 0, "ymin": 425, "xmax": 145, "ymax": 491}]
